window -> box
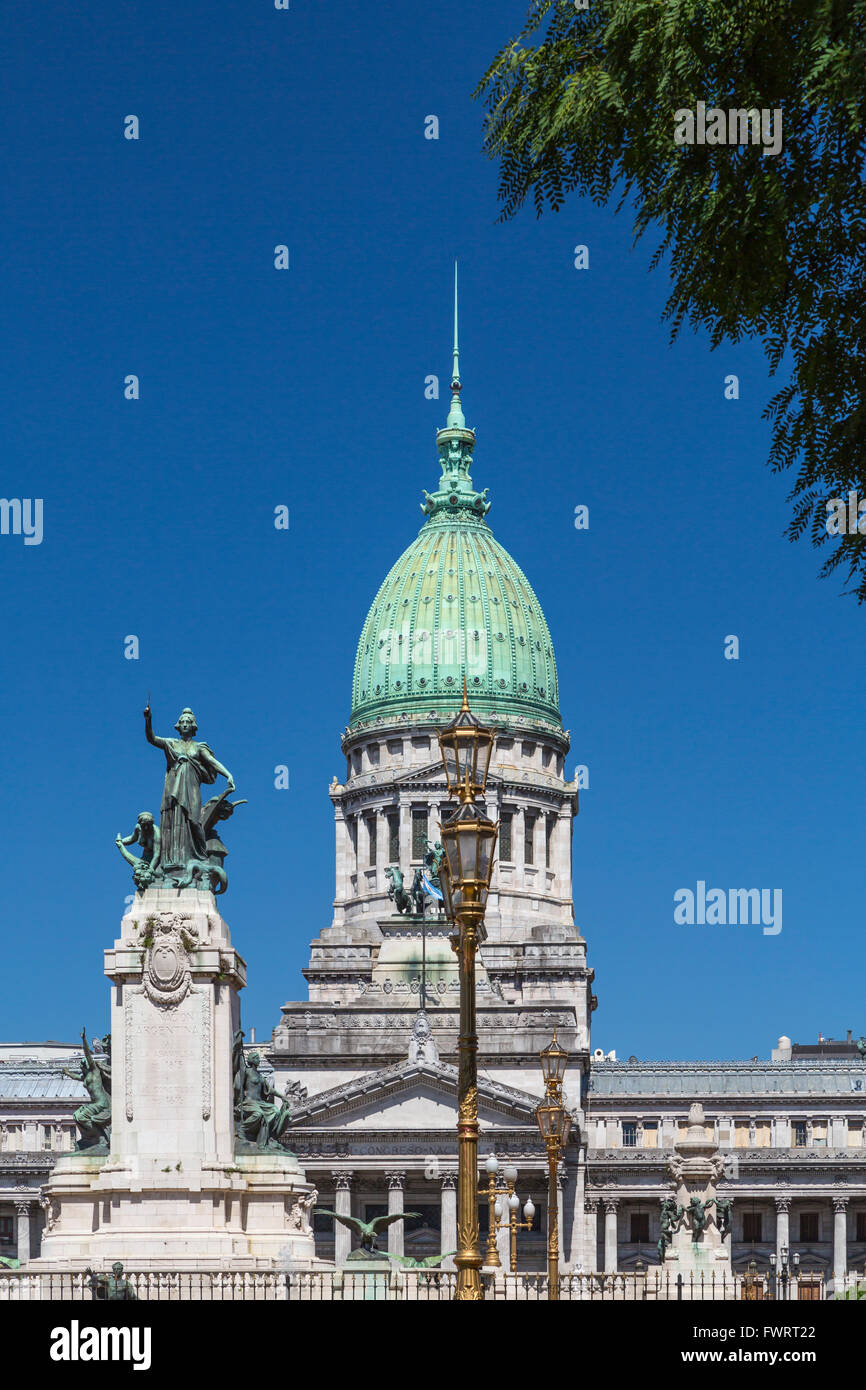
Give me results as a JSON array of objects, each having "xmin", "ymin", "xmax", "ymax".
[
  {"xmin": 743, "ymin": 1212, "xmax": 762, "ymax": 1243},
  {"xmin": 367, "ymin": 744, "xmax": 380, "ymax": 767},
  {"xmin": 499, "ymin": 813, "xmax": 513, "ymax": 862},
  {"xmin": 387, "ymin": 814, "xmax": 399, "ymax": 864},
  {"xmin": 524, "ymin": 814, "xmax": 535, "ymax": 865},
  {"xmin": 630, "ymin": 1213, "xmax": 649, "ymax": 1243},
  {"xmin": 622, "ymin": 1122, "xmax": 637, "ymax": 1147},
  {"xmin": 793, "ymin": 1121, "xmax": 807, "ymax": 1147},
  {"xmin": 856, "ymin": 1212, "xmax": 866, "ymax": 1242},
  {"xmin": 42, "ymin": 1127, "xmax": 53, "ymax": 1150},
  {"xmin": 367, "ymin": 817, "xmax": 377, "ymax": 867},
  {"xmin": 799, "ymin": 1212, "xmax": 819, "ymax": 1242},
  {"xmin": 0, "ymin": 1217, "xmax": 12, "ymax": 1245},
  {"xmin": 545, "ymin": 816, "xmax": 554, "ymax": 869},
  {"xmin": 411, "ymin": 808, "xmax": 428, "ymax": 860}
]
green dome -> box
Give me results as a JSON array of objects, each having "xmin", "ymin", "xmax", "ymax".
[{"xmin": 350, "ymin": 283, "xmax": 562, "ymax": 738}]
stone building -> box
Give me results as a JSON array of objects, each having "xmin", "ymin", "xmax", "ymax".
[{"xmin": 3, "ymin": 305, "xmax": 865, "ymax": 1287}]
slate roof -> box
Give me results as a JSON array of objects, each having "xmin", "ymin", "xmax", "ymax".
[
  {"xmin": 0, "ymin": 1068, "xmax": 86, "ymax": 1100},
  {"xmin": 589, "ymin": 1061, "xmax": 866, "ymax": 1098}
]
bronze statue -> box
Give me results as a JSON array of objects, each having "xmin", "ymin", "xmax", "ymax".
[
  {"xmin": 232, "ymin": 1029, "xmax": 292, "ymax": 1150},
  {"xmin": 409, "ymin": 868, "xmax": 426, "ymax": 917},
  {"xmin": 115, "ymin": 812, "xmax": 161, "ymax": 889},
  {"xmin": 86, "ymin": 1262, "xmax": 137, "ymax": 1301},
  {"xmin": 317, "ymin": 1209, "xmax": 422, "ymax": 1259},
  {"xmin": 657, "ymin": 1196, "xmax": 681, "ymax": 1260},
  {"xmin": 715, "ymin": 1197, "xmax": 732, "ymax": 1238},
  {"xmin": 422, "ymin": 838, "xmax": 446, "ymax": 913},
  {"xmin": 386, "ymin": 1252, "xmax": 456, "ymax": 1270},
  {"xmin": 143, "ymin": 705, "xmax": 234, "ymax": 875},
  {"xmin": 385, "ymin": 865, "xmax": 413, "ymax": 914},
  {"xmin": 689, "ymin": 1195, "xmax": 710, "ymax": 1242},
  {"xmin": 63, "ymin": 1029, "xmax": 111, "ymax": 1152}
]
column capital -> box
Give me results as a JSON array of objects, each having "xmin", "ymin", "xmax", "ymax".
[
  {"xmin": 775, "ymin": 1195, "xmax": 792, "ymax": 1213},
  {"xmin": 833, "ymin": 1196, "xmax": 850, "ymax": 1214},
  {"xmin": 331, "ymin": 1171, "xmax": 354, "ymax": 1191},
  {"xmin": 585, "ymin": 1196, "xmax": 599, "ymax": 1215},
  {"xmin": 603, "ymin": 1196, "xmax": 619, "ymax": 1215},
  {"xmin": 13, "ymin": 1199, "xmax": 32, "ymax": 1217},
  {"xmin": 440, "ymin": 1170, "xmax": 457, "ymax": 1191},
  {"xmin": 555, "ymin": 1162, "xmax": 568, "ymax": 1189},
  {"xmin": 386, "ymin": 1171, "xmax": 406, "ymax": 1191}
]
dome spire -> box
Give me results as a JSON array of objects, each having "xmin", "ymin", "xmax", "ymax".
[{"xmin": 446, "ymin": 260, "xmax": 465, "ymax": 430}]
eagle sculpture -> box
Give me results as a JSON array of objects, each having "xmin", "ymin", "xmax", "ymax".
[{"xmin": 317, "ymin": 1209, "xmax": 423, "ymax": 1255}]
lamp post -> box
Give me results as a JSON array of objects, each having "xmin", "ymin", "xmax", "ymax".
[
  {"xmin": 437, "ymin": 685, "xmax": 498, "ymax": 1302},
  {"xmin": 536, "ymin": 1031, "xmax": 572, "ymax": 1301},
  {"xmin": 483, "ymin": 1156, "xmax": 535, "ymax": 1271}
]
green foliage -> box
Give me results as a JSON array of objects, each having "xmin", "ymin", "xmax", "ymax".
[{"xmin": 476, "ymin": 0, "xmax": 866, "ymax": 598}]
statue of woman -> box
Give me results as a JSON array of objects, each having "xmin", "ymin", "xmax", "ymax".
[
  {"xmin": 144, "ymin": 705, "xmax": 234, "ymax": 873},
  {"xmin": 232, "ymin": 1030, "xmax": 291, "ymax": 1149}
]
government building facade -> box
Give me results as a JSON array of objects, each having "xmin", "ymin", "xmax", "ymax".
[{"xmin": 2, "ymin": 315, "xmax": 864, "ymax": 1291}]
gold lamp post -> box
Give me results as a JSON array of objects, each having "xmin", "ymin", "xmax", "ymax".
[
  {"xmin": 438, "ymin": 685, "xmax": 497, "ymax": 1302},
  {"xmin": 482, "ymin": 1156, "xmax": 536, "ymax": 1272},
  {"xmin": 536, "ymin": 1031, "xmax": 572, "ymax": 1302}
]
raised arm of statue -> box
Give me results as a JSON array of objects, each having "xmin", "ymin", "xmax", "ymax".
[
  {"xmin": 80, "ymin": 1028, "xmax": 93, "ymax": 1068},
  {"xmin": 143, "ymin": 704, "xmax": 168, "ymax": 751}
]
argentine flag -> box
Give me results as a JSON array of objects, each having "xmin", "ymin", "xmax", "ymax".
[{"xmin": 422, "ymin": 873, "xmax": 443, "ymax": 901}]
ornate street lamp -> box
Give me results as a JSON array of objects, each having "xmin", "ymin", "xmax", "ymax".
[
  {"xmin": 536, "ymin": 1031, "xmax": 572, "ymax": 1302},
  {"xmin": 483, "ymin": 1156, "xmax": 535, "ymax": 1272},
  {"xmin": 437, "ymin": 684, "xmax": 495, "ymax": 801},
  {"xmin": 438, "ymin": 686, "xmax": 498, "ymax": 1302}
]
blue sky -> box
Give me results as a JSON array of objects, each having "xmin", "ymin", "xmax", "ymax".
[{"xmin": 1, "ymin": 0, "xmax": 861, "ymax": 1061}]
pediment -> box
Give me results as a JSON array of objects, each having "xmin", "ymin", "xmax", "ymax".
[{"xmin": 289, "ymin": 1060, "xmax": 541, "ymax": 1131}]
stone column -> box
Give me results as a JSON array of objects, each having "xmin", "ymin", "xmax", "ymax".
[
  {"xmin": 398, "ymin": 794, "xmax": 412, "ymax": 872},
  {"xmin": 332, "ymin": 1172, "xmax": 353, "ymax": 1266},
  {"xmin": 585, "ymin": 1197, "xmax": 599, "ymax": 1272},
  {"xmin": 556, "ymin": 1164, "xmax": 567, "ymax": 1272},
  {"xmin": 386, "ymin": 1172, "xmax": 405, "ymax": 1256},
  {"xmin": 775, "ymin": 1194, "xmax": 790, "ymax": 1272},
  {"xmin": 603, "ymin": 1197, "xmax": 619, "ymax": 1274},
  {"xmin": 14, "ymin": 1200, "xmax": 31, "ymax": 1264},
  {"xmin": 440, "ymin": 1172, "xmax": 457, "ymax": 1270},
  {"xmin": 376, "ymin": 811, "xmax": 389, "ymax": 888},
  {"xmin": 569, "ymin": 1149, "xmax": 586, "ymax": 1269},
  {"xmin": 513, "ymin": 807, "xmax": 526, "ymax": 887},
  {"xmin": 833, "ymin": 1197, "xmax": 849, "ymax": 1286}
]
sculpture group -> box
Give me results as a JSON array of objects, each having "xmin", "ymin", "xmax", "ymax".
[
  {"xmin": 385, "ymin": 838, "xmax": 446, "ymax": 917},
  {"xmin": 115, "ymin": 705, "xmax": 246, "ymax": 896}
]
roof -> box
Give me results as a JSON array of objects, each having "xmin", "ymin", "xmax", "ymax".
[
  {"xmin": 0, "ymin": 1068, "xmax": 86, "ymax": 1100},
  {"xmin": 589, "ymin": 1060, "xmax": 866, "ymax": 1098}
]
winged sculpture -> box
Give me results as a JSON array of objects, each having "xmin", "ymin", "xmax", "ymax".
[
  {"xmin": 385, "ymin": 1252, "xmax": 456, "ymax": 1269},
  {"xmin": 317, "ymin": 1209, "xmax": 422, "ymax": 1256}
]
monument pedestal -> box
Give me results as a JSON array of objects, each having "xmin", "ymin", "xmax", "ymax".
[
  {"xmin": 32, "ymin": 887, "xmax": 319, "ymax": 1271},
  {"xmin": 662, "ymin": 1103, "xmax": 731, "ymax": 1290}
]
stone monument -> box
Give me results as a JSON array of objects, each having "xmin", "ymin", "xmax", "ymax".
[
  {"xmin": 31, "ymin": 705, "xmax": 319, "ymax": 1272},
  {"xmin": 659, "ymin": 1102, "xmax": 731, "ymax": 1279}
]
